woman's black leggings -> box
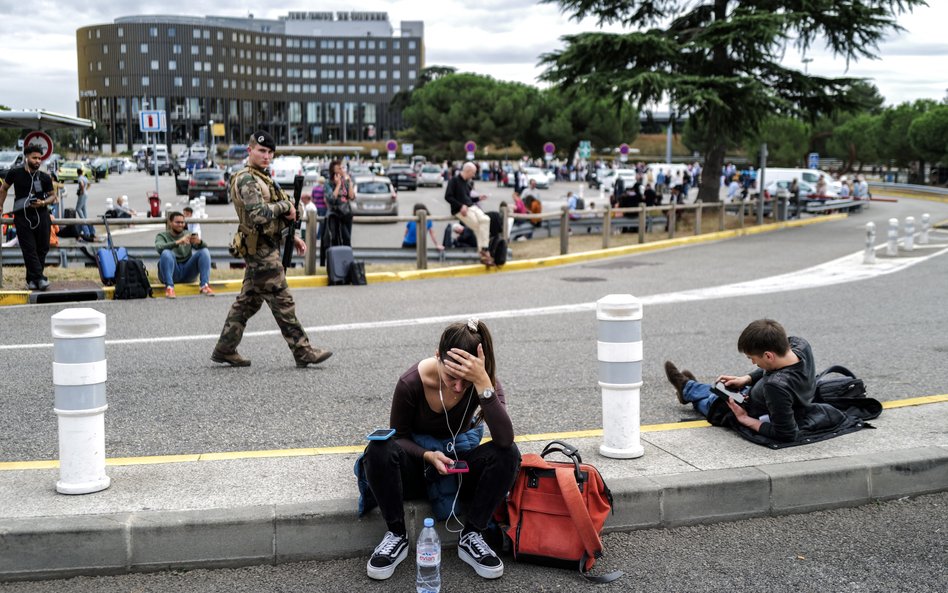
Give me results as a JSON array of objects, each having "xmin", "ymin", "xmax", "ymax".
[{"xmin": 362, "ymin": 438, "xmax": 521, "ymax": 535}]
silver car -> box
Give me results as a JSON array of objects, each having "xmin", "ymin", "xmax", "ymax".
[
  {"xmin": 351, "ymin": 175, "xmax": 398, "ymax": 216},
  {"xmin": 418, "ymin": 164, "xmax": 444, "ymax": 187}
]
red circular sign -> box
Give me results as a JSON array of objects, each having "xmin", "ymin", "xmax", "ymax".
[
  {"xmin": 543, "ymin": 142, "xmax": 555, "ymax": 154},
  {"xmin": 619, "ymin": 143, "xmax": 630, "ymax": 155},
  {"xmin": 386, "ymin": 140, "xmax": 398, "ymax": 151},
  {"xmin": 24, "ymin": 131, "xmax": 54, "ymax": 160},
  {"xmin": 464, "ymin": 140, "xmax": 476, "ymax": 153}
]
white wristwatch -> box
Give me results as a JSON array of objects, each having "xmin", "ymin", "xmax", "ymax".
[{"xmin": 479, "ymin": 387, "xmax": 495, "ymax": 401}]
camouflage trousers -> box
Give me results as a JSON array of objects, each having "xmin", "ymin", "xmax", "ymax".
[{"xmin": 214, "ymin": 243, "xmax": 311, "ymax": 355}]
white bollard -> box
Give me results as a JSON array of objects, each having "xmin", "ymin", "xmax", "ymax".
[
  {"xmin": 863, "ymin": 222, "xmax": 876, "ymax": 264},
  {"xmin": 164, "ymin": 202, "xmax": 173, "ymax": 216},
  {"xmin": 105, "ymin": 198, "xmax": 113, "ymax": 211},
  {"xmin": 578, "ymin": 183, "xmax": 585, "ymax": 200},
  {"xmin": 51, "ymin": 308, "xmax": 110, "ymax": 495},
  {"xmin": 886, "ymin": 218, "xmax": 899, "ymax": 256},
  {"xmin": 919, "ymin": 213, "xmax": 930, "ymax": 245},
  {"xmin": 904, "ymin": 216, "xmax": 915, "ymax": 252},
  {"xmin": 596, "ymin": 294, "xmax": 645, "ymax": 459}
]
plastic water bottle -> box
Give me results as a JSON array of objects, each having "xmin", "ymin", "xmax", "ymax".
[{"xmin": 416, "ymin": 517, "xmax": 441, "ymax": 593}]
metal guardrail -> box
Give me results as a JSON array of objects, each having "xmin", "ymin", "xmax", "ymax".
[{"xmin": 868, "ymin": 182, "xmax": 948, "ymax": 196}]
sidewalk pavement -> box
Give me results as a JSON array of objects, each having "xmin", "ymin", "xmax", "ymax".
[{"xmin": 1, "ymin": 399, "xmax": 945, "ymax": 582}]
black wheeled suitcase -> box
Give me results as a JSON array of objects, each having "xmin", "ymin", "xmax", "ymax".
[{"xmin": 326, "ymin": 245, "xmax": 354, "ymax": 286}]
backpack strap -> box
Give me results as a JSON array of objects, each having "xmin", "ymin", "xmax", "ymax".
[
  {"xmin": 554, "ymin": 467, "xmax": 623, "ymax": 583},
  {"xmin": 817, "ymin": 365, "xmax": 856, "ymax": 381}
]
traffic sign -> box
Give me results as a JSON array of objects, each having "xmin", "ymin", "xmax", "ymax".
[
  {"xmin": 139, "ymin": 110, "xmax": 166, "ymax": 132},
  {"xmin": 464, "ymin": 140, "xmax": 476, "ymax": 153},
  {"xmin": 579, "ymin": 140, "xmax": 591, "ymax": 159},
  {"xmin": 402, "ymin": 143, "xmax": 414, "ymax": 156},
  {"xmin": 386, "ymin": 140, "xmax": 398, "ymax": 152},
  {"xmin": 808, "ymin": 152, "xmax": 819, "ymax": 170},
  {"xmin": 23, "ymin": 131, "xmax": 54, "ymax": 160}
]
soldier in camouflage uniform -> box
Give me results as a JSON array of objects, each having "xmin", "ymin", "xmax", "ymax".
[{"xmin": 212, "ymin": 130, "xmax": 332, "ymax": 368}]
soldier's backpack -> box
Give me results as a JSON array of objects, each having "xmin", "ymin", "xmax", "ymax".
[{"xmin": 498, "ymin": 441, "xmax": 622, "ymax": 583}]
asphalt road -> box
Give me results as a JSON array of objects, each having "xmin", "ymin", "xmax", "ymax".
[
  {"xmin": 1, "ymin": 196, "xmax": 946, "ymax": 462},
  {"xmin": 1, "ymin": 492, "xmax": 943, "ymax": 592},
  {"xmin": 60, "ymin": 170, "xmax": 578, "ymax": 249}
]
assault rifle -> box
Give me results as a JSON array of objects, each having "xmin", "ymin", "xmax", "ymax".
[{"xmin": 282, "ymin": 174, "xmax": 304, "ymax": 271}]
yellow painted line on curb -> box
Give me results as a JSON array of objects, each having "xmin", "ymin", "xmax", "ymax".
[
  {"xmin": 0, "ymin": 213, "xmax": 845, "ymax": 304},
  {"xmin": 3, "ymin": 390, "xmax": 941, "ymax": 472},
  {"xmin": 881, "ymin": 393, "xmax": 948, "ymax": 408}
]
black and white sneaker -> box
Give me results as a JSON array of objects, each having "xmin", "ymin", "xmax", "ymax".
[
  {"xmin": 458, "ymin": 531, "xmax": 504, "ymax": 579},
  {"xmin": 366, "ymin": 531, "xmax": 409, "ymax": 580}
]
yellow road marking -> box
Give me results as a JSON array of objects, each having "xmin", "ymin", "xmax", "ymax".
[{"xmin": 2, "ymin": 393, "xmax": 943, "ymax": 472}]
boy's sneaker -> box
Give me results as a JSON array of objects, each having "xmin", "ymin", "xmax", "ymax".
[
  {"xmin": 458, "ymin": 531, "xmax": 504, "ymax": 579},
  {"xmin": 366, "ymin": 531, "xmax": 408, "ymax": 580},
  {"xmin": 164, "ymin": 286, "xmax": 176, "ymax": 299},
  {"xmin": 200, "ymin": 284, "xmax": 215, "ymax": 296}
]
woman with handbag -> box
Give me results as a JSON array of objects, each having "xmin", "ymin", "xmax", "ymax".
[
  {"xmin": 358, "ymin": 319, "xmax": 520, "ymax": 582},
  {"xmin": 323, "ymin": 160, "xmax": 355, "ymax": 246}
]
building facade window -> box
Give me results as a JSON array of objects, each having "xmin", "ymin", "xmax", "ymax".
[
  {"xmin": 140, "ymin": 43, "xmax": 148, "ymax": 53},
  {"xmin": 142, "ymin": 76, "xmax": 149, "ymax": 86}
]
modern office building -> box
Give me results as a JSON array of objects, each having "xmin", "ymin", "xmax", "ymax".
[{"xmin": 76, "ymin": 12, "xmax": 425, "ymax": 152}]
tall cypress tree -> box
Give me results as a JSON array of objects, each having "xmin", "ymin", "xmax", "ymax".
[{"xmin": 539, "ymin": 0, "xmax": 925, "ymax": 201}]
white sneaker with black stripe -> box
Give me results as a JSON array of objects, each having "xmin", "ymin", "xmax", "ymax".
[
  {"xmin": 458, "ymin": 531, "xmax": 504, "ymax": 579},
  {"xmin": 366, "ymin": 531, "xmax": 409, "ymax": 580}
]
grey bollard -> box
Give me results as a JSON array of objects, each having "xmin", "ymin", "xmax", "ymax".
[
  {"xmin": 51, "ymin": 308, "xmax": 110, "ymax": 495},
  {"xmin": 904, "ymin": 216, "xmax": 915, "ymax": 252},
  {"xmin": 919, "ymin": 213, "xmax": 930, "ymax": 245},
  {"xmin": 596, "ymin": 294, "xmax": 645, "ymax": 459},
  {"xmin": 886, "ymin": 218, "xmax": 899, "ymax": 256},
  {"xmin": 863, "ymin": 222, "xmax": 876, "ymax": 265}
]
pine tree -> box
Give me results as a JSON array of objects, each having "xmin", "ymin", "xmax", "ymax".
[{"xmin": 540, "ymin": 0, "xmax": 925, "ymax": 201}]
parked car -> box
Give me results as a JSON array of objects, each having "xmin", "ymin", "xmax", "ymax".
[
  {"xmin": 367, "ymin": 162, "xmax": 385, "ymax": 176},
  {"xmin": 347, "ymin": 164, "xmax": 373, "ymax": 177},
  {"xmin": 351, "ymin": 175, "xmax": 398, "ymax": 216},
  {"xmin": 0, "ymin": 150, "xmax": 24, "ymax": 179},
  {"xmin": 58, "ymin": 161, "xmax": 83, "ymax": 182},
  {"xmin": 188, "ymin": 168, "xmax": 230, "ymax": 204},
  {"xmin": 764, "ymin": 179, "xmax": 818, "ymax": 199},
  {"xmin": 89, "ymin": 158, "xmax": 110, "ymax": 181},
  {"xmin": 597, "ymin": 168, "xmax": 638, "ymax": 195},
  {"xmin": 270, "ymin": 155, "xmax": 303, "ymax": 189},
  {"xmin": 521, "ymin": 167, "xmax": 551, "ymax": 189},
  {"xmin": 418, "ymin": 164, "xmax": 444, "ymax": 187},
  {"xmin": 108, "ymin": 158, "xmax": 125, "ymax": 174},
  {"xmin": 303, "ymin": 162, "xmax": 321, "ymax": 185},
  {"xmin": 387, "ymin": 163, "xmax": 417, "ymax": 191},
  {"xmin": 225, "ymin": 145, "xmax": 249, "ymax": 161}
]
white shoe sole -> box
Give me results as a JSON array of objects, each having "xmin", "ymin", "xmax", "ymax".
[
  {"xmin": 366, "ymin": 546, "xmax": 407, "ymax": 580},
  {"xmin": 459, "ymin": 547, "xmax": 504, "ymax": 579}
]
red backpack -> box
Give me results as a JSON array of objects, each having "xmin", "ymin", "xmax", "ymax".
[{"xmin": 500, "ymin": 441, "xmax": 622, "ymax": 583}]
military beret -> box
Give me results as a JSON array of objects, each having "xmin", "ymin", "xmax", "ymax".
[{"xmin": 251, "ymin": 130, "xmax": 276, "ymax": 152}]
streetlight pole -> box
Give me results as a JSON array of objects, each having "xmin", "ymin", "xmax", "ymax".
[{"xmin": 802, "ymin": 57, "xmax": 813, "ymax": 74}]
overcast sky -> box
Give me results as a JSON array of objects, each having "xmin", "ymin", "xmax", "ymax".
[{"xmin": 1, "ymin": 0, "xmax": 945, "ymax": 116}]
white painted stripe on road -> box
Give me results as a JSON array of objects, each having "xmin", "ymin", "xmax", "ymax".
[{"xmin": 3, "ymin": 244, "xmax": 947, "ymax": 351}]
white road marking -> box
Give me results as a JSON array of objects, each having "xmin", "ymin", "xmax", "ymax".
[{"xmin": 3, "ymin": 244, "xmax": 946, "ymax": 351}]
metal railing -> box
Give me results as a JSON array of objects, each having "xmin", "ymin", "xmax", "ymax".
[
  {"xmin": 868, "ymin": 182, "xmax": 948, "ymax": 197},
  {"xmin": 0, "ymin": 195, "xmax": 839, "ymax": 288}
]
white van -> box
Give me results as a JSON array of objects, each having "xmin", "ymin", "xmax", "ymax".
[
  {"xmin": 763, "ymin": 168, "xmax": 840, "ymax": 197},
  {"xmin": 270, "ymin": 155, "xmax": 303, "ymax": 189}
]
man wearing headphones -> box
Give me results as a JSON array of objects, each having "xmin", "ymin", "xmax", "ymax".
[{"xmin": 0, "ymin": 144, "xmax": 56, "ymax": 290}]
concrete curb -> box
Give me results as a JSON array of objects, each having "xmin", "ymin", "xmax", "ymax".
[
  {"xmin": 2, "ymin": 445, "xmax": 944, "ymax": 582},
  {"xmin": 0, "ymin": 212, "xmax": 845, "ymax": 306}
]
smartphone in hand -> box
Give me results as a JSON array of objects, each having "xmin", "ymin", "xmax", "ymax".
[
  {"xmin": 712, "ymin": 382, "xmax": 746, "ymax": 404},
  {"xmin": 445, "ymin": 460, "xmax": 469, "ymax": 474}
]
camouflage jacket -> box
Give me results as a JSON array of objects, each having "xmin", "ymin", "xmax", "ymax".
[{"xmin": 230, "ymin": 165, "xmax": 291, "ymax": 240}]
